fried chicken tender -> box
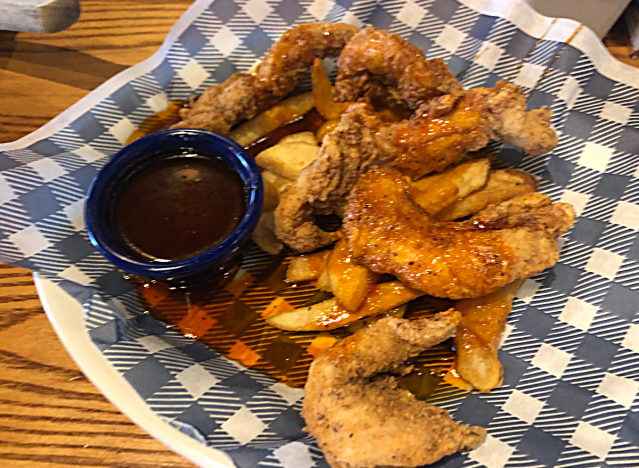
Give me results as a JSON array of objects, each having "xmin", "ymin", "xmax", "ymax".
[
  {"xmin": 365, "ymin": 81, "xmax": 558, "ymax": 179},
  {"xmin": 343, "ymin": 167, "xmax": 574, "ymax": 299},
  {"xmin": 334, "ymin": 26, "xmax": 462, "ymax": 107},
  {"xmin": 303, "ymin": 311, "xmax": 486, "ymax": 468},
  {"xmin": 467, "ymin": 192, "xmax": 575, "ymax": 237},
  {"xmin": 173, "ymin": 23, "xmax": 358, "ymax": 133},
  {"xmin": 274, "ymin": 105, "xmax": 378, "ymax": 252}
]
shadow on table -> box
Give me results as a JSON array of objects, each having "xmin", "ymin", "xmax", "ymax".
[{"xmin": 0, "ymin": 31, "xmax": 128, "ymax": 90}]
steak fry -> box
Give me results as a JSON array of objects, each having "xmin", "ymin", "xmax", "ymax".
[
  {"xmin": 436, "ymin": 169, "xmax": 539, "ymax": 221},
  {"xmin": 455, "ymin": 279, "xmax": 524, "ymax": 392},
  {"xmin": 303, "ymin": 312, "xmax": 486, "ymax": 468},
  {"xmin": 343, "ymin": 167, "xmax": 574, "ymax": 299},
  {"xmin": 409, "ymin": 158, "xmax": 490, "ymax": 216},
  {"xmin": 267, "ymin": 281, "xmax": 422, "ymax": 331},
  {"xmin": 325, "ymin": 238, "xmax": 378, "ymax": 311}
]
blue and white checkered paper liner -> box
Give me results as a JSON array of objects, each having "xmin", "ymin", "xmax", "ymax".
[{"xmin": 2, "ymin": 0, "xmax": 639, "ymax": 466}]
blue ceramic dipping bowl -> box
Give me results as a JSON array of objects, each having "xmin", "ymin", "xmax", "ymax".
[{"xmin": 85, "ymin": 129, "xmax": 263, "ymax": 282}]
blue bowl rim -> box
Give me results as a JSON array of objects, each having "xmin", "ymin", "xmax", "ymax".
[{"xmin": 85, "ymin": 128, "xmax": 263, "ymax": 280}]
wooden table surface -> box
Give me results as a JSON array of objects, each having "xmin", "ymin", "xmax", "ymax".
[
  {"xmin": 0, "ymin": 2, "xmax": 198, "ymax": 467},
  {"xmin": 1, "ymin": 4, "xmax": 639, "ymax": 467}
]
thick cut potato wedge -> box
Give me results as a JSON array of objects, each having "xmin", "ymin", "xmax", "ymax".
[
  {"xmin": 262, "ymin": 170, "xmax": 293, "ymax": 194},
  {"xmin": 454, "ymin": 279, "xmax": 525, "ymax": 392},
  {"xmin": 436, "ymin": 169, "xmax": 539, "ymax": 221},
  {"xmin": 229, "ymin": 92, "xmax": 314, "ymax": 147},
  {"xmin": 317, "ymin": 263, "xmax": 332, "ymax": 292},
  {"xmin": 267, "ymin": 281, "xmax": 423, "ymax": 331},
  {"xmin": 279, "ymin": 131, "xmax": 318, "ymax": 146},
  {"xmin": 312, "ymin": 58, "xmax": 344, "ymax": 120},
  {"xmin": 262, "ymin": 176, "xmax": 281, "ymax": 212},
  {"xmin": 255, "ymin": 141, "xmax": 319, "ymax": 180},
  {"xmin": 253, "ymin": 211, "xmax": 283, "ymax": 255},
  {"xmin": 286, "ymin": 251, "xmax": 330, "ymax": 282},
  {"xmin": 326, "ymin": 238, "xmax": 378, "ymax": 311},
  {"xmin": 410, "ymin": 159, "xmax": 490, "ymax": 216}
]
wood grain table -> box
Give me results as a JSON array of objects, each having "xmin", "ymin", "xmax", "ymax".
[
  {"xmin": 1, "ymin": 4, "xmax": 639, "ymax": 467},
  {"xmin": 0, "ymin": 2, "xmax": 198, "ymax": 467}
]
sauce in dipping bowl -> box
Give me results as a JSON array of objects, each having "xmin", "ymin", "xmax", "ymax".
[{"xmin": 85, "ymin": 129, "xmax": 263, "ymax": 282}]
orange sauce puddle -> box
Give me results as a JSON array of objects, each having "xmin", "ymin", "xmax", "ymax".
[
  {"xmin": 132, "ymin": 265, "xmax": 462, "ymax": 394},
  {"xmin": 127, "ymin": 101, "xmax": 188, "ymax": 144}
]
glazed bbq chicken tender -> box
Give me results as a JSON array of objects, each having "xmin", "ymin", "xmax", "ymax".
[
  {"xmin": 343, "ymin": 167, "xmax": 574, "ymax": 299},
  {"xmin": 303, "ymin": 311, "xmax": 486, "ymax": 468},
  {"xmin": 172, "ymin": 23, "xmax": 359, "ymax": 133},
  {"xmin": 360, "ymin": 81, "xmax": 559, "ymax": 179}
]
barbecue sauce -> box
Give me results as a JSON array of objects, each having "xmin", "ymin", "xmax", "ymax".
[
  {"xmin": 126, "ymin": 101, "xmax": 188, "ymax": 144},
  {"xmin": 113, "ymin": 154, "xmax": 245, "ymax": 262}
]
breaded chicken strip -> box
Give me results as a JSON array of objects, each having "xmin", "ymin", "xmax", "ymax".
[
  {"xmin": 303, "ymin": 311, "xmax": 486, "ymax": 468},
  {"xmin": 334, "ymin": 26, "xmax": 462, "ymax": 106},
  {"xmin": 362, "ymin": 81, "xmax": 558, "ymax": 179},
  {"xmin": 467, "ymin": 192, "xmax": 575, "ymax": 237},
  {"xmin": 275, "ymin": 81, "xmax": 559, "ymax": 252},
  {"xmin": 343, "ymin": 167, "xmax": 574, "ymax": 299},
  {"xmin": 274, "ymin": 105, "xmax": 378, "ymax": 252},
  {"xmin": 173, "ymin": 23, "xmax": 358, "ymax": 133}
]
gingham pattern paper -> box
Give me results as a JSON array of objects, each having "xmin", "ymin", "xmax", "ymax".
[{"xmin": 1, "ymin": 0, "xmax": 639, "ymax": 466}]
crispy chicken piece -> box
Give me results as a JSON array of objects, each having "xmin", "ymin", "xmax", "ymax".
[
  {"xmin": 343, "ymin": 167, "xmax": 574, "ymax": 299},
  {"xmin": 274, "ymin": 105, "xmax": 378, "ymax": 252},
  {"xmin": 334, "ymin": 26, "xmax": 462, "ymax": 107},
  {"xmin": 173, "ymin": 23, "xmax": 358, "ymax": 133},
  {"xmin": 455, "ymin": 279, "xmax": 525, "ymax": 393},
  {"xmin": 467, "ymin": 192, "xmax": 575, "ymax": 237},
  {"xmin": 363, "ymin": 81, "xmax": 558, "ymax": 179},
  {"xmin": 303, "ymin": 311, "xmax": 486, "ymax": 468}
]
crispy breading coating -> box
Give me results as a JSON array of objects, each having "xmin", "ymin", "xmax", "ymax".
[
  {"xmin": 173, "ymin": 23, "xmax": 359, "ymax": 133},
  {"xmin": 343, "ymin": 167, "xmax": 574, "ymax": 299},
  {"xmin": 334, "ymin": 26, "xmax": 462, "ymax": 106},
  {"xmin": 303, "ymin": 311, "xmax": 486, "ymax": 468}
]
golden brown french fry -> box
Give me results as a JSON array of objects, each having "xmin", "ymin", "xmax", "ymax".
[
  {"xmin": 262, "ymin": 176, "xmax": 281, "ymax": 212},
  {"xmin": 436, "ymin": 169, "xmax": 539, "ymax": 221},
  {"xmin": 229, "ymin": 92, "xmax": 314, "ymax": 147},
  {"xmin": 266, "ymin": 281, "xmax": 423, "ymax": 331},
  {"xmin": 410, "ymin": 159, "xmax": 490, "ymax": 216},
  {"xmin": 317, "ymin": 263, "xmax": 332, "ymax": 292},
  {"xmin": 262, "ymin": 170, "xmax": 293, "ymax": 194},
  {"xmin": 255, "ymin": 141, "xmax": 319, "ymax": 180},
  {"xmin": 454, "ymin": 279, "xmax": 525, "ymax": 393},
  {"xmin": 326, "ymin": 238, "xmax": 378, "ymax": 311},
  {"xmin": 279, "ymin": 131, "xmax": 317, "ymax": 145},
  {"xmin": 316, "ymin": 119, "xmax": 338, "ymax": 142},
  {"xmin": 286, "ymin": 251, "xmax": 330, "ymax": 282},
  {"xmin": 253, "ymin": 211, "xmax": 283, "ymax": 255},
  {"xmin": 312, "ymin": 59, "xmax": 344, "ymax": 120}
]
